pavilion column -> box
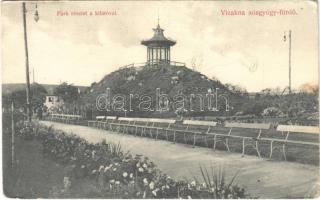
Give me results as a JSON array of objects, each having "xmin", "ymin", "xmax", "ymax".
[
  {"xmin": 165, "ymin": 48, "xmax": 168, "ymax": 62},
  {"xmin": 155, "ymin": 48, "xmax": 158, "ymax": 61}
]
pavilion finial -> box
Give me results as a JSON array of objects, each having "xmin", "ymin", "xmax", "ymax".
[{"xmin": 157, "ymin": 13, "xmax": 160, "ymax": 26}]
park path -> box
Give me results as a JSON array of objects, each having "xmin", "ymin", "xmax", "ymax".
[{"xmin": 40, "ymin": 121, "xmax": 319, "ymax": 198}]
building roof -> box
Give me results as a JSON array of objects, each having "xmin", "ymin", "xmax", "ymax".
[{"xmin": 141, "ymin": 24, "xmax": 176, "ymax": 47}]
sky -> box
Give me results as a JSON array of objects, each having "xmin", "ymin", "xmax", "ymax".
[{"xmin": 1, "ymin": 1, "xmax": 318, "ymax": 92}]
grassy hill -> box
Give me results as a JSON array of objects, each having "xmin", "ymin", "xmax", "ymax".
[{"xmin": 81, "ymin": 64, "xmax": 245, "ymax": 118}]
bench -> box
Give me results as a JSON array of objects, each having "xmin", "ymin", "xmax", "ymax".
[
  {"xmin": 116, "ymin": 117, "xmax": 176, "ymax": 139},
  {"xmin": 135, "ymin": 118, "xmax": 175, "ymax": 136},
  {"xmin": 50, "ymin": 113, "xmax": 63, "ymax": 122},
  {"xmin": 96, "ymin": 116, "xmax": 106, "ymax": 120},
  {"xmin": 50, "ymin": 114, "xmax": 82, "ymax": 124},
  {"xmin": 112, "ymin": 117, "xmax": 137, "ymax": 133},
  {"xmin": 97, "ymin": 116, "xmax": 117, "ymax": 129},
  {"xmin": 124, "ymin": 118, "xmax": 193, "ymax": 143},
  {"xmin": 88, "ymin": 116, "xmax": 117, "ymax": 129},
  {"xmin": 106, "ymin": 116, "xmax": 117, "ymax": 122},
  {"xmin": 120, "ymin": 117, "xmax": 158, "ymax": 137},
  {"xmin": 181, "ymin": 120, "xmax": 217, "ymax": 147},
  {"xmin": 104, "ymin": 116, "xmax": 117, "ymax": 128},
  {"xmin": 101, "ymin": 117, "xmax": 140, "ymax": 133},
  {"xmin": 215, "ymin": 122, "xmax": 271, "ymax": 157},
  {"xmin": 88, "ymin": 117, "xmax": 216, "ymax": 147},
  {"xmin": 183, "ymin": 120, "xmax": 217, "ymax": 132},
  {"xmin": 88, "ymin": 116, "xmax": 105, "ymax": 128},
  {"xmin": 104, "ymin": 117, "xmax": 177, "ymax": 141},
  {"xmin": 261, "ymin": 125, "xmax": 319, "ymax": 160}
]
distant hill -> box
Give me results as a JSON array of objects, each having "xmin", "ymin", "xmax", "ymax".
[
  {"xmin": 81, "ymin": 64, "xmax": 246, "ymax": 118},
  {"xmin": 2, "ymin": 83, "xmax": 88, "ymax": 96}
]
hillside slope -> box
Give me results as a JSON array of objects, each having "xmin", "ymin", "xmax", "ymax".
[{"xmin": 81, "ymin": 64, "xmax": 245, "ymax": 118}]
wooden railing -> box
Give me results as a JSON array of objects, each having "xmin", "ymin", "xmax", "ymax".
[{"xmin": 118, "ymin": 61, "xmax": 186, "ymax": 69}]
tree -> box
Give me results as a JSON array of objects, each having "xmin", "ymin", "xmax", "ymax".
[
  {"xmin": 225, "ymin": 83, "xmax": 248, "ymax": 97},
  {"xmin": 260, "ymin": 87, "xmax": 283, "ymax": 96},
  {"xmin": 30, "ymin": 83, "xmax": 48, "ymax": 111},
  {"xmin": 54, "ymin": 82, "xmax": 79, "ymax": 103},
  {"xmin": 3, "ymin": 83, "xmax": 47, "ymax": 112},
  {"xmin": 241, "ymin": 100, "xmax": 268, "ymax": 116}
]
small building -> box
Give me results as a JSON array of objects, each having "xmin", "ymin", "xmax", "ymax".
[
  {"xmin": 44, "ymin": 95, "xmax": 64, "ymax": 112},
  {"xmin": 141, "ymin": 22, "xmax": 176, "ymax": 65}
]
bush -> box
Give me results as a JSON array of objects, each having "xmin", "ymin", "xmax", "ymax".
[{"xmin": 261, "ymin": 107, "xmax": 283, "ymax": 117}]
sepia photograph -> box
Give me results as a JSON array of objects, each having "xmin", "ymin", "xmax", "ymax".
[{"xmin": 1, "ymin": 0, "xmax": 319, "ymax": 198}]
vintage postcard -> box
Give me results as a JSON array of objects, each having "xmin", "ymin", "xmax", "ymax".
[{"xmin": 1, "ymin": 0, "xmax": 319, "ymax": 199}]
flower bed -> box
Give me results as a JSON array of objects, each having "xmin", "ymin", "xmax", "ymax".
[{"xmin": 16, "ymin": 121, "xmax": 248, "ymax": 199}]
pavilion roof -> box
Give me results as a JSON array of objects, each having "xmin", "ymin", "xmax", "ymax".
[{"xmin": 141, "ymin": 24, "xmax": 176, "ymax": 46}]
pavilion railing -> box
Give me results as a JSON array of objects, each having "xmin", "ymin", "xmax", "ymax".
[{"xmin": 119, "ymin": 61, "xmax": 186, "ymax": 70}]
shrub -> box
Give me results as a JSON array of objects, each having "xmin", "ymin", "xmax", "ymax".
[{"xmin": 261, "ymin": 107, "xmax": 284, "ymax": 117}]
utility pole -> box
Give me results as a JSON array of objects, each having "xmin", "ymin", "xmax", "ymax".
[
  {"xmin": 22, "ymin": 2, "xmax": 32, "ymax": 122},
  {"xmin": 33, "ymin": 68, "xmax": 35, "ymax": 83},
  {"xmin": 11, "ymin": 101, "xmax": 15, "ymax": 168},
  {"xmin": 22, "ymin": 2, "xmax": 39, "ymax": 122},
  {"xmin": 284, "ymin": 30, "xmax": 292, "ymax": 94},
  {"xmin": 288, "ymin": 30, "xmax": 292, "ymax": 94}
]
